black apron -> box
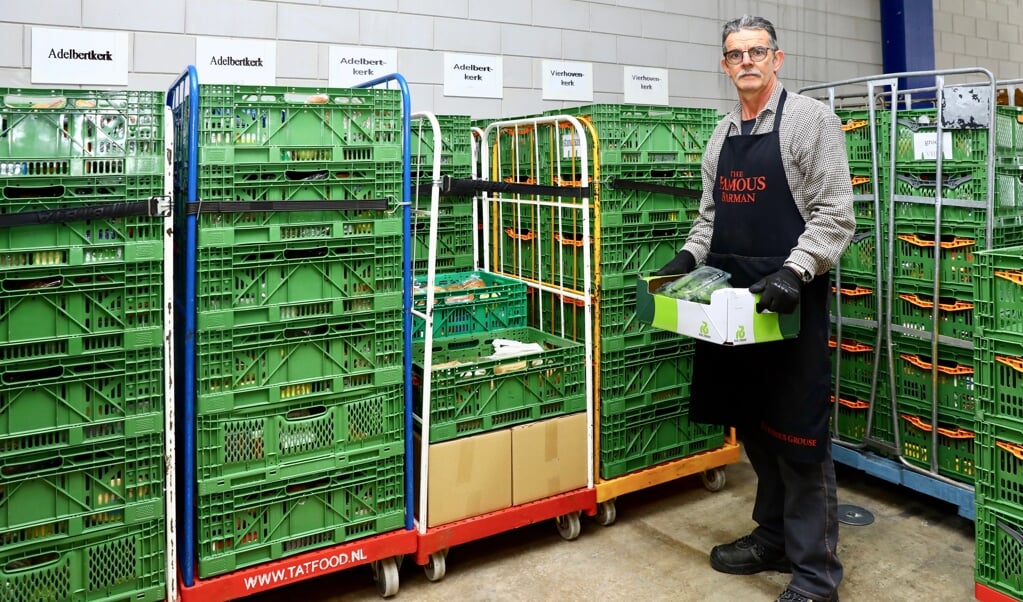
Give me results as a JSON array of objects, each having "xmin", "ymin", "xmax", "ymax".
[{"xmin": 689, "ymin": 90, "xmax": 831, "ymax": 463}]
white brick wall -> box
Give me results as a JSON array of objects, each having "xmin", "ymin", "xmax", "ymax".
[
  {"xmin": 935, "ymin": 0, "xmax": 1023, "ymax": 83},
  {"xmin": 0, "ymin": 0, "xmax": 894, "ymax": 115}
]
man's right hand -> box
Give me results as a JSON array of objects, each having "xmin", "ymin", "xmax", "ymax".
[{"xmin": 653, "ymin": 250, "xmax": 696, "ymax": 276}]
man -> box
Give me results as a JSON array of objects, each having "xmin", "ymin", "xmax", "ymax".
[{"xmin": 656, "ymin": 15, "xmax": 854, "ymax": 602}]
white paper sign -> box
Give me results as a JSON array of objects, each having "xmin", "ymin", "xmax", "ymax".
[
  {"xmin": 31, "ymin": 28, "xmax": 129, "ymax": 86},
  {"xmin": 542, "ymin": 60, "xmax": 593, "ymax": 102},
  {"xmin": 624, "ymin": 66, "xmax": 669, "ymax": 105},
  {"xmin": 329, "ymin": 47, "xmax": 397, "ymax": 88},
  {"xmin": 196, "ymin": 38, "xmax": 276, "ymax": 86},
  {"xmin": 912, "ymin": 131, "xmax": 954, "ymax": 160},
  {"xmin": 444, "ymin": 53, "xmax": 503, "ymax": 99}
]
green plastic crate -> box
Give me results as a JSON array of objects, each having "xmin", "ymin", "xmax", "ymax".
[
  {"xmin": 0, "ymin": 346, "xmax": 163, "ymax": 451},
  {"xmin": 893, "ymin": 163, "xmax": 988, "ymax": 202},
  {"xmin": 830, "ymin": 330, "xmax": 880, "ymax": 389},
  {"xmin": 196, "ymin": 161, "xmax": 401, "ymax": 206},
  {"xmin": 193, "ymin": 236, "xmax": 401, "ymax": 315},
  {"xmin": 198, "ymin": 210, "xmax": 401, "ymax": 248},
  {"xmin": 894, "ymin": 334, "xmax": 976, "ymax": 426},
  {"xmin": 976, "ymin": 246, "xmax": 1023, "ymax": 346},
  {"xmin": 831, "ymin": 284, "xmax": 879, "ymax": 322},
  {"xmin": 974, "ymin": 336, "xmax": 1023, "ymax": 431},
  {"xmin": 600, "ymin": 340, "xmax": 692, "ymax": 409},
  {"xmin": 0, "ymin": 260, "xmax": 163, "ymax": 348},
  {"xmin": 413, "ymin": 327, "xmax": 586, "ymax": 443},
  {"xmin": 836, "ymin": 109, "xmax": 890, "ymax": 164},
  {"xmin": 196, "ymin": 385, "xmax": 403, "ymax": 495},
  {"xmin": 898, "ymin": 412, "xmax": 975, "ymax": 483},
  {"xmin": 196, "ymin": 312, "xmax": 403, "ymax": 415},
  {"xmin": 600, "ymin": 400, "xmax": 725, "ymax": 479},
  {"xmin": 893, "ymin": 227, "xmax": 978, "ymax": 295},
  {"xmin": 0, "ymin": 519, "xmax": 165, "ymax": 602},
  {"xmin": 197, "ymin": 452, "xmax": 405, "ymax": 579},
  {"xmin": 996, "ymin": 105, "xmax": 1023, "ymax": 157},
  {"xmin": 0, "ymin": 433, "xmax": 163, "ymax": 548},
  {"xmin": 975, "ymin": 423, "xmax": 1023, "ymax": 510},
  {"xmin": 412, "ymin": 271, "xmax": 528, "ymax": 339},
  {"xmin": 599, "ymin": 174, "xmax": 701, "ymax": 215},
  {"xmin": 838, "ymin": 230, "xmax": 881, "ymax": 280},
  {"xmin": 975, "ymin": 503, "xmax": 1023, "ymax": 600},
  {"xmin": 890, "ymin": 288, "xmax": 974, "ymax": 341},
  {"xmin": 892, "ymin": 109, "xmax": 989, "ymax": 164},
  {"xmin": 411, "ymin": 114, "xmax": 473, "ymax": 176},
  {"xmin": 830, "ymin": 393, "xmax": 870, "ymax": 444},
  {"xmin": 195, "ymin": 85, "xmax": 401, "ymax": 166},
  {"xmin": 0, "ymin": 88, "xmax": 164, "ymax": 177},
  {"xmin": 413, "ymin": 212, "xmax": 475, "ymax": 270}
]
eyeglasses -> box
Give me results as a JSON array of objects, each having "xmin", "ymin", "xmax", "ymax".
[{"xmin": 723, "ymin": 46, "xmax": 772, "ymax": 65}]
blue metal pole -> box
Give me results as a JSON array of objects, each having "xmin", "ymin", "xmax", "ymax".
[
  {"xmin": 353, "ymin": 74, "xmax": 414, "ymax": 532},
  {"xmin": 881, "ymin": 0, "xmax": 936, "ymax": 97},
  {"xmin": 166, "ymin": 64, "xmax": 200, "ymax": 587}
]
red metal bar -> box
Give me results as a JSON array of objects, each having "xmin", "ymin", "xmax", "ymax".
[
  {"xmin": 178, "ymin": 529, "xmax": 417, "ymax": 601},
  {"xmin": 975, "ymin": 582, "xmax": 1019, "ymax": 602},
  {"xmin": 414, "ymin": 488, "xmax": 597, "ymax": 565}
]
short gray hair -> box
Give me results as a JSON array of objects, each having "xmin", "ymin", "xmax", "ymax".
[{"xmin": 721, "ymin": 15, "xmax": 779, "ymax": 52}]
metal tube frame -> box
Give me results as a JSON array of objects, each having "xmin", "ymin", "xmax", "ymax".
[{"xmin": 802, "ymin": 67, "xmax": 997, "ymax": 492}]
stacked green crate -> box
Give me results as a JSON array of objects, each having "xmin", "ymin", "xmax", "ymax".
[
  {"xmin": 0, "ymin": 88, "xmax": 167, "ymax": 600},
  {"xmin": 188, "ymin": 85, "xmax": 406, "ymax": 578},
  {"xmin": 411, "ymin": 115, "xmax": 475, "ymax": 272},
  {"xmin": 522, "ymin": 104, "xmax": 724, "ymax": 479},
  {"xmin": 973, "ymin": 244, "xmax": 1023, "ymax": 599}
]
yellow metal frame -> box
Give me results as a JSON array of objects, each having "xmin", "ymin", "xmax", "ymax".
[{"xmin": 482, "ymin": 116, "xmax": 740, "ymax": 506}]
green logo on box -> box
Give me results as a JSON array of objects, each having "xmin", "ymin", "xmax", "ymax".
[
  {"xmin": 736, "ymin": 325, "xmax": 746, "ymax": 340},
  {"xmin": 700, "ymin": 321, "xmax": 710, "ymax": 336}
]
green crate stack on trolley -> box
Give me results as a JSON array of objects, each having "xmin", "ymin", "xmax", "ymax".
[
  {"xmin": 523, "ymin": 104, "xmax": 726, "ymax": 480},
  {"xmin": 972, "ymin": 105, "xmax": 1023, "ymax": 601},
  {"xmin": 411, "ymin": 115, "xmax": 476, "ymax": 273},
  {"xmin": 830, "ymin": 108, "xmax": 893, "ymax": 450},
  {"xmin": 0, "ymin": 88, "xmax": 168, "ymax": 600},
  {"xmin": 186, "ymin": 85, "xmax": 407, "ymax": 579}
]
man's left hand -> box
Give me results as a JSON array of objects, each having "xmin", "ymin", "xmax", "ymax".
[{"xmin": 749, "ymin": 268, "xmax": 802, "ymax": 314}]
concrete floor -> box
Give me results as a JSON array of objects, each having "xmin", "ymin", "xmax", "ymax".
[{"xmin": 246, "ymin": 450, "xmax": 977, "ymax": 602}]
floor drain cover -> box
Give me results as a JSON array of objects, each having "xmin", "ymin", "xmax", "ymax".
[{"xmin": 837, "ymin": 504, "xmax": 874, "ymax": 526}]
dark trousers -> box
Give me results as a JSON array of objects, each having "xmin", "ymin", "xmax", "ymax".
[{"xmin": 743, "ymin": 433, "xmax": 843, "ymax": 600}]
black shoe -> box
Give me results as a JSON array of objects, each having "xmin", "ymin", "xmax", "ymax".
[
  {"xmin": 709, "ymin": 534, "xmax": 791, "ymax": 575},
  {"xmin": 776, "ymin": 588, "xmax": 839, "ymax": 602}
]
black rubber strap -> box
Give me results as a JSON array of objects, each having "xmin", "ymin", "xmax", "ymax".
[
  {"xmin": 417, "ymin": 175, "xmax": 589, "ymax": 198},
  {"xmin": 608, "ymin": 178, "xmax": 702, "ymax": 199},
  {"xmin": 0, "ymin": 198, "xmax": 162, "ymax": 229},
  {"xmin": 185, "ymin": 199, "xmax": 389, "ymax": 215}
]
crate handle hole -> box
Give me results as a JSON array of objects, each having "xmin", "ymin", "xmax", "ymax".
[
  {"xmin": 2, "ymin": 456, "xmax": 62, "ymax": 478},
  {"xmin": 3, "ymin": 276, "xmax": 62, "ymax": 292},
  {"xmin": 2, "ymin": 365, "xmax": 63, "ymax": 384},
  {"xmin": 3, "ymin": 551, "xmax": 61, "ymax": 574},
  {"xmin": 285, "ymin": 406, "xmax": 326, "ymax": 421},
  {"xmin": 284, "ymin": 324, "xmax": 328, "ymax": 338},
  {"xmin": 3, "ymin": 185, "xmax": 64, "ymax": 199},
  {"xmin": 283, "ymin": 247, "xmax": 327, "ymax": 260},
  {"xmin": 284, "ymin": 169, "xmax": 328, "ymax": 182}
]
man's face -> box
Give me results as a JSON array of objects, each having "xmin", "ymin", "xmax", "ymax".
[{"xmin": 721, "ymin": 29, "xmax": 784, "ymax": 96}]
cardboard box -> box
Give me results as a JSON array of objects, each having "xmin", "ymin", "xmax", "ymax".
[
  {"xmin": 635, "ymin": 275, "xmax": 800, "ymax": 345},
  {"xmin": 414, "ymin": 430, "xmax": 512, "ymax": 528},
  {"xmin": 511, "ymin": 413, "xmax": 588, "ymax": 505}
]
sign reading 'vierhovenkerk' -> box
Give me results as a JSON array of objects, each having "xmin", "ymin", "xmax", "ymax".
[
  {"xmin": 32, "ymin": 28, "xmax": 128, "ymax": 85},
  {"xmin": 196, "ymin": 37, "xmax": 276, "ymax": 85},
  {"xmin": 542, "ymin": 60, "xmax": 593, "ymax": 102},
  {"xmin": 329, "ymin": 47, "xmax": 398, "ymax": 88},
  {"xmin": 624, "ymin": 66, "xmax": 670, "ymax": 105}
]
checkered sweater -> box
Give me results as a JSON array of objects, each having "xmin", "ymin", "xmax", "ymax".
[{"xmin": 682, "ymin": 82, "xmax": 855, "ymax": 278}]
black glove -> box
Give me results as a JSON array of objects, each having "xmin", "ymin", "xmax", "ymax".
[
  {"xmin": 749, "ymin": 267, "xmax": 802, "ymax": 314},
  {"xmin": 654, "ymin": 250, "xmax": 696, "ymax": 276}
]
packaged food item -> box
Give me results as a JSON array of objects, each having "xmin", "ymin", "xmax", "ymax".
[{"xmin": 656, "ymin": 265, "xmax": 732, "ymax": 303}]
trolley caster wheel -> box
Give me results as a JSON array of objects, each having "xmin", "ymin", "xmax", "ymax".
[
  {"xmin": 701, "ymin": 467, "xmax": 727, "ymax": 492},
  {"xmin": 372, "ymin": 557, "xmax": 400, "ymax": 598},
  {"xmin": 555, "ymin": 511, "xmax": 582, "ymax": 540},
  {"xmin": 424, "ymin": 551, "xmax": 447, "ymax": 582},
  {"xmin": 596, "ymin": 500, "xmax": 617, "ymax": 527}
]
